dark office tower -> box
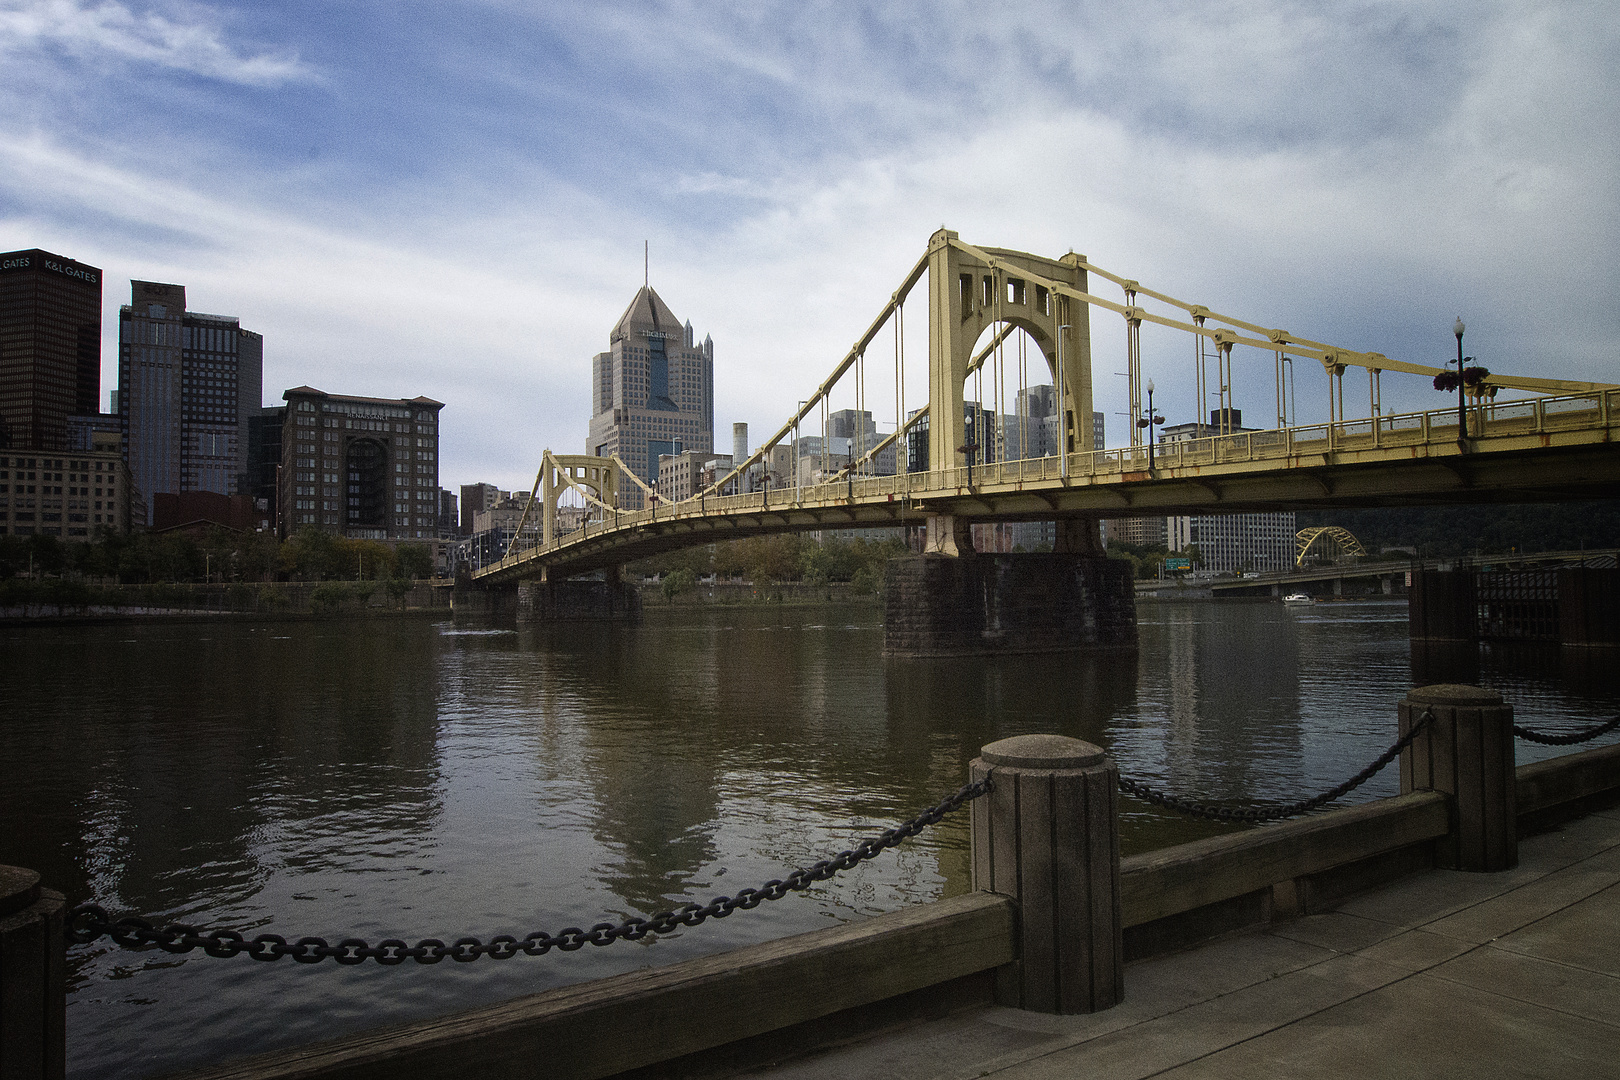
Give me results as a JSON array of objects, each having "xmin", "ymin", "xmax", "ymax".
[
  {"xmin": 248, "ymin": 404, "xmax": 286, "ymax": 529},
  {"xmin": 0, "ymin": 249, "xmax": 103, "ymax": 451},
  {"xmin": 586, "ymin": 287, "xmax": 713, "ymax": 509},
  {"xmin": 118, "ymin": 281, "xmax": 264, "ymax": 523},
  {"xmin": 437, "ymin": 488, "xmax": 458, "ymax": 537},
  {"xmin": 460, "ymin": 482, "xmax": 500, "ymax": 535}
]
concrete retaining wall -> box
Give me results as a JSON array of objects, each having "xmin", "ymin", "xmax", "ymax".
[{"xmin": 166, "ymin": 893, "xmax": 1015, "ymax": 1080}]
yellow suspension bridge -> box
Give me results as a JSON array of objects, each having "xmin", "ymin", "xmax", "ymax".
[{"xmin": 474, "ymin": 229, "xmax": 1619, "ymax": 586}]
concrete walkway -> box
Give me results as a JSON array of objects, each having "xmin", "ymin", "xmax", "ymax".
[{"xmin": 754, "ymin": 806, "xmax": 1620, "ymax": 1079}]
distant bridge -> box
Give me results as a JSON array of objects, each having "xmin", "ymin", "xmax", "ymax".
[{"xmin": 475, "ymin": 230, "xmax": 1620, "ymax": 586}]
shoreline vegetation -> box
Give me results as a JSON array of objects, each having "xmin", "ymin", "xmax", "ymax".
[
  {"xmin": 0, "ymin": 578, "xmax": 449, "ymax": 622},
  {"xmin": 0, "ymin": 526, "xmax": 442, "ymax": 622}
]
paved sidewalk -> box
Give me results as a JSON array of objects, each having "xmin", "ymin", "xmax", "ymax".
[{"xmin": 754, "ymin": 806, "xmax": 1620, "ymax": 1079}]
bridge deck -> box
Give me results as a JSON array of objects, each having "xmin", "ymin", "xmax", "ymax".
[
  {"xmin": 741, "ymin": 803, "xmax": 1620, "ymax": 1079},
  {"xmin": 476, "ymin": 390, "xmax": 1619, "ymax": 583}
]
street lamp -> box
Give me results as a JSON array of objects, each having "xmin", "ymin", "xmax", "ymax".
[
  {"xmin": 1136, "ymin": 378, "xmax": 1165, "ymax": 470},
  {"xmin": 1453, "ymin": 317, "xmax": 1467, "ymax": 441},
  {"xmin": 958, "ymin": 409, "xmax": 979, "ymax": 487}
]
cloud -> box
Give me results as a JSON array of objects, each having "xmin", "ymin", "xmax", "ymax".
[
  {"xmin": 0, "ymin": 0, "xmax": 1614, "ymax": 487},
  {"xmin": 0, "ymin": 0, "xmax": 310, "ymax": 86}
]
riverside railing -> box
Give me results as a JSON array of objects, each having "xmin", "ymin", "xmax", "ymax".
[{"xmin": 4, "ymin": 686, "xmax": 1619, "ymax": 1079}]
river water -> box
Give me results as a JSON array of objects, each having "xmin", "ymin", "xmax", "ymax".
[{"xmin": 1, "ymin": 598, "xmax": 1616, "ymax": 1078}]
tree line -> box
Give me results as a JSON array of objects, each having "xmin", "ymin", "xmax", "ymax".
[
  {"xmin": 0, "ymin": 527, "xmax": 435, "ymax": 584},
  {"xmin": 631, "ymin": 533, "xmax": 912, "ymax": 596}
]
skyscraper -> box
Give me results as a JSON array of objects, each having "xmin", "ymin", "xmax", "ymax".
[
  {"xmin": 586, "ymin": 287, "xmax": 713, "ymax": 508},
  {"xmin": 0, "ymin": 249, "xmax": 102, "ymax": 452},
  {"xmin": 0, "ymin": 249, "xmax": 136, "ymax": 540},
  {"xmin": 118, "ymin": 281, "xmax": 263, "ymax": 523}
]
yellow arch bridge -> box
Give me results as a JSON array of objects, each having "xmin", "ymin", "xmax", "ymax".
[{"xmin": 476, "ymin": 229, "xmax": 1620, "ymax": 589}]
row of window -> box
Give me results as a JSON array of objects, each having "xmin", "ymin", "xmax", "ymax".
[
  {"xmin": 0, "ymin": 460, "xmax": 110, "ymax": 475},
  {"xmin": 0, "ymin": 510, "xmax": 104, "ymax": 523}
]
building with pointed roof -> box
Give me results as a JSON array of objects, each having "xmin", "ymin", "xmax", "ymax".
[{"xmin": 587, "ymin": 286, "xmax": 713, "ymax": 509}]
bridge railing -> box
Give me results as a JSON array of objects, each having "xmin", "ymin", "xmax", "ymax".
[{"xmin": 481, "ymin": 388, "xmax": 1618, "ymax": 574}]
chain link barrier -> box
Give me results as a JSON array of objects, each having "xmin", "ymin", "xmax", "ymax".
[
  {"xmin": 1514, "ymin": 714, "xmax": 1620, "ymax": 746},
  {"xmin": 66, "ymin": 778, "xmax": 991, "ymax": 966},
  {"xmin": 1116, "ymin": 708, "xmax": 1435, "ymax": 823}
]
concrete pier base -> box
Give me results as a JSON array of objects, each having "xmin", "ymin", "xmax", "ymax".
[
  {"xmin": 884, "ymin": 553, "xmax": 1136, "ymax": 657},
  {"xmin": 450, "ymin": 582, "xmax": 517, "ymax": 618},
  {"xmin": 515, "ymin": 579, "xmax": 642, "ymax": 623}
]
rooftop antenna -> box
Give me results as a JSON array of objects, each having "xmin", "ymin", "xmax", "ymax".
[{"xmin": 644, "ymin": 241, "xmax": 649, "ymax": 289}]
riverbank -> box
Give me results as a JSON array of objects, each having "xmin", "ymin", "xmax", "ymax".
[
  {"xmin": 637, "ymin": 580, "xmax": 880, "ymax": 606},
  {"xmin": 0, "ymin": 578, "xmax": 450, "ymax": 623}
]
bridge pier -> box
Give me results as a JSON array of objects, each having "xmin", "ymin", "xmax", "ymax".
[
  {"xmin": 885, "ymin": 551, "xmax": 1136, "ymax": 657},
  {"xmin": 451, "ymin": 578, "xmax": 518, "ymax": 618},
  {"xmin": 515, "ymin": 578, "xmax": 642, "ymax": 624}
]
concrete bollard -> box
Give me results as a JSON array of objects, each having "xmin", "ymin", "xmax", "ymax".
[
  {"xmin": 0, "ymin": 866, "xmax": 66, "ymax": 1080},
  {"xmin": 1399, "ymin": 684, "xmax": 1518, "ymax": 872},
  {"xmin": 970, "ymin": 734, "xmax": 1122, "ymax": 1014}
]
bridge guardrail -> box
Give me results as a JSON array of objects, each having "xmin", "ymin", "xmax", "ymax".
[{"xmin": 482, "ymin": 388, "xmax": 1618, "ymax": 575}]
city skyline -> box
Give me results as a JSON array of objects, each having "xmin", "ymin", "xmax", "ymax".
[{"xmin": 2, "ymin": 4, "xmax": 1615, "ymax": 493}]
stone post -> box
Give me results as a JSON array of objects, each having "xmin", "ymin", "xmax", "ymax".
[
  {"xmin": 970, "ymin": 734, "xmax": 1122, "ymax": 1014},
  {"xmin": 1399, "ymin": 684, "xmax": 1518, "ymax": 872},
  {"xmin": 0, "ymin": 866, "xmax": 66, "ymax": 1080}
]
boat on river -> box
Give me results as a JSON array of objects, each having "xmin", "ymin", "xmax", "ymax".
[{"xmin": 1283, "ymin": 593, "xmax": 1314, "ymax": 604}]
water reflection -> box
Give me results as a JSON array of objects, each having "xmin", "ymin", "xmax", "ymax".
[{"xmin": 0, "ymin": 599, "xmax": 1615, "ymax": 1078}]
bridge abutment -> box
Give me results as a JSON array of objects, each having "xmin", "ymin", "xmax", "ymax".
[{"xmin": 884, "ymin": 552, "xmax": 1137, "ymax": 657}]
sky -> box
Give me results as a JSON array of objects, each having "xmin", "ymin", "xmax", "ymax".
[{"xmin": 2, "ymin": 0, "xmax": 1616, "ymax": 492}]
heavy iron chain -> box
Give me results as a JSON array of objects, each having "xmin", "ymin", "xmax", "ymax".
[
  {"xmin": 66, "ymin": 777, "xmax": 991, "ymax": 967},
  {"xmin": 1514, "ymin": 714, "xmax": 1620, "ymax": 746},
  {"xmin": 1115, "ymin": 708, "xmax": 1436, "ymax": 824}
]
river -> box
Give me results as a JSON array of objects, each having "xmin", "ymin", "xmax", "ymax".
[{"xmin": 1, "ymin": 598, "xmax": 1615, "ymax": 1078}]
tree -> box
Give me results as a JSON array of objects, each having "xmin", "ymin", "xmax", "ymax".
[
  {"xmin": 0, "ymin": 535, "xmax": 28, "ymax": 578},
  {"xmin": 661, "ymin": 566, "xmax": 696, "ymax": 602},
  {"xmin": 283, "ymin": 527, "xmax": 340, "ymax": 580},
  {"xmin": 744, "ymin": 534, "xmax": 804, "ymax": 584},
  {"xmin": 238, "ymin": 531, "xmax": 284, "ymax": 582},
  {"xmin": 396, "ymin": 543, "xmax": 434, "ymax": 581},
  {"xmin": 27, "ymin": 534, "xmax": 66, "ymax": 576}
]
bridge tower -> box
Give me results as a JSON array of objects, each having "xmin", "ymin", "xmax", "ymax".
[
  {"xmin": 924, "ymin": 229, "xmax": 1101, "ymax": 555},
  {"xmin": 881, "ymin": 233, "xmax": 1132, "ymax": 655}
]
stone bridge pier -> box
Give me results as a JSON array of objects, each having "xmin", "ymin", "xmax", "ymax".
[
  {"xmin": 885, "ymin": 515, "xmax": 1137, "ymax": 657},
  {"xmin": 452, "ymin": 569, "xmax": 642, "ymax": 624},
  {"xmin": 514, "ymin": 574, "xmax": 642, "ymax": 623}
]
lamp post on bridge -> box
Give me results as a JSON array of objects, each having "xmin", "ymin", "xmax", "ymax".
[
  {"xmin": 1136, "ymin": 378, "xmax": 1164, "ymax": 471},
  {"xmin": 1454, "ymin": 317, "xmax": 1467, "ymax": 443},
  {"xmin": 958, "ymin": 409, "xmax": 979, "ymax": 487}
]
